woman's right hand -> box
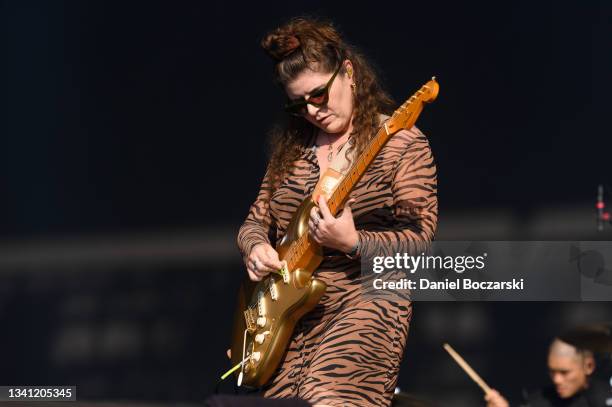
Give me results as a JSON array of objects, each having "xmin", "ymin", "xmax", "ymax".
[{"xmin": 246, "ymin": 243, "xmax": 284, "ymax": 281}]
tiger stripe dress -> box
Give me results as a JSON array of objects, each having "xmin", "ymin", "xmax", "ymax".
[{"xmin": 237, "ymin": 124, "xmax": 438, "ymax": 406}]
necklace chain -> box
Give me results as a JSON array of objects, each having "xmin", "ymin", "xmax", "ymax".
[{"xmin": 320, "ymin": 133, "xmax": 348, "ymax": 162}]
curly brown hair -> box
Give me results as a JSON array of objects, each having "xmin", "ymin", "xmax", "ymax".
[{"xmin": 261, "ymin": 17, "xmax": 395, "ymax": 189}]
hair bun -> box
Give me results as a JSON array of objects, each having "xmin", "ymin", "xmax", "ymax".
[{"xmin": 262, "ymin": 34, "xmax": 301, "ymax": 61}]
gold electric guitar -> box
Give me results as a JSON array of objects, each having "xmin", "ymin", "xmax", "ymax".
[{"xmin": 230, "ymin": 77, "xmax": 439, "ymax": 387}]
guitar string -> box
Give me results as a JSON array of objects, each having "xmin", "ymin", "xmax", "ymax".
[{"xmin": 244, "ymin": 88, "xmax": 423, "ymax": 314}]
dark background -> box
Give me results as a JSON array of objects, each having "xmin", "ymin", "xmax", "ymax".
[{"xmin": 1, "ymin": 1, "xmax": 611, "ymax": 406}]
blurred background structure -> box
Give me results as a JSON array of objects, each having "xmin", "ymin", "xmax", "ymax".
[{"xmin": 1, "ymin": 1, "xmax": 611, "ymax": 406}]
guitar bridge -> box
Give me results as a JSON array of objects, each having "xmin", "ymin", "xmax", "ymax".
[{"xmin": 244, "ymin": 308, "xmax": 257, "ymax": 333}]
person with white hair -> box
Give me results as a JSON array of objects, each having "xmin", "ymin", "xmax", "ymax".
[{"xmin": 485, "ymin": 338, "xmax": 606, "ymax": 407}]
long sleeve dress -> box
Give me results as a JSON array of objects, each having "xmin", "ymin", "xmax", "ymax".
[{"xmin": 237, "ymin": 124, "xmax": 438, "ymax": 406}]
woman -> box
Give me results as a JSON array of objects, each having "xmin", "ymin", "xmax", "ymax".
[{"xmin": 237, "ymin": 17, "xmax": 438, "ymax": 406}]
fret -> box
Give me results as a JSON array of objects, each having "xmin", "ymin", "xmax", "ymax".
[
  {"xmin": 288, "ymin": 246, "xmax": 296, "ymax": 267},
  {"xmin": 298, "ymin": 238, "xmax": 304, "ymax": 253}
]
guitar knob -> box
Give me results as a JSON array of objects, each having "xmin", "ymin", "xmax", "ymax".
[
  {"xmin": 255, "ymin": 334, "xmax": 265, "ymax": 344},
  {"xmin": 251, "ymin": 352, "xmax": 261, "ymax": 362},
  {"xmin": 256, "ymin": 317, "xmax": 267, "ymax": 327}
]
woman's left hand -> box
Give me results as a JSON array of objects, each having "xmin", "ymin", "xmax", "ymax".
[{"xmin": 309, "ymin": 195, "xmax": 359, "ymax": 253}]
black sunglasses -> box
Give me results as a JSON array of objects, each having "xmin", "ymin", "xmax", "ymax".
[{"xmin": 284, "ymin": 64, "xmax": 343, "ymax": 117}]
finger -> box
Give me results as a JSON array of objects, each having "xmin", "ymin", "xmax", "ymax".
[
  {"xmin": 318, "ymin": 195, "xmax": 333, "ymax": 220},
  {"xmin": 248, "ymin": 252, "xmax": 260, "ymax": 266},
  {"xmin": 252, "ymin": 257, "xmax": 271, "ymax": 273},
  {"xmin": 308, "ymin": 225, "xmax": 316, "ymax": 238},
  {"xmin": 260, "ymin": 251, "xmax": 281, "ymax": 270},
  {"xmin": 247, "ymin": 268, "xmax": 262, "ymax": 282},
  {"xmin": 308, "ymin": 223, "xmax": 319, "ymax": 238},
  {"xmin": 264, "ymin": 245, "xmax": 279, "ymax": 260},
  {"xmin": 247, "ymin": 260, "xmax": 259, "ymax": 274},
  {"xmin": 247, "ymin": 255, "xmax": 267, "ymax": 273},
  {"xmin": 340, "ymin": 205, "xmax": 352, "ymax": 219},
  {"xmin": 310, "ymin": 234, "xmax": 321, "ymax": 244},
  {"xmin": 344, "ymin": 198, "xmax": 355, "ymax": 211},
  {"xmin": 251, "ymin": 251, "xmax": 270, "ymax": 269},
  {"xmin": 260, "ymin": 259, "xmax": 281, "ymax": 272},
  {"xmin": 248, "ymin": 258, "xmax": 268, "ymax": 278},
  {"xmin": 309, "ymin": 216, "xmax": 321, "ymax": 228},
  {"xmin": 308, "ymin": 231, "xmax": 317, "ymax": 244},
  {"xmin": 249, "ymin": 243, "xmax": 266, "ymax": 259},
  {"xmin": 255, "ymin": 267, "xmax": 270, "ymax": 279},
  {"xmin": 263, "ymin": 247, "xmax": 283, "ymax": 269},
  {"xmin": 310, "ymin": 206, "xmax": 320, "ymax": 222},
  {"xmin": 311, "ymin": 227, "xmax": 323, "ymax": 243},
  {"xmin": 311, "ymin": 232, "xmax": 322, "ymax": 244}
]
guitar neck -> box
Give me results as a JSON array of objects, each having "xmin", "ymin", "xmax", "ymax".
[{"xmin": 326, "ymin": 104, "xmax": 425, "ymax": 216}]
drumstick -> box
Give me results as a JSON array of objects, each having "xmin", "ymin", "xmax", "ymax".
[{"xmin": 443, "ymin": 343, "xmax": 492, "ymax": 393}]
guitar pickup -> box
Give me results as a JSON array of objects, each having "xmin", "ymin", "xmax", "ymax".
[
  {"xmin": 257, "ymin": 291, "xmax": 265, "ymax": 316},
  {"xmin": 269, "ymin": 282, "xmax": 278, "ymax": 301},
  {"xmin": 279, "ymin": 262, "xmax": 290, "ymax": 284}
]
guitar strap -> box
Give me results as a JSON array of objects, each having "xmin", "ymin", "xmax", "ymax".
[{"xmin": 312, "ymin": 114, "xmax": 389, "ymax": 202}]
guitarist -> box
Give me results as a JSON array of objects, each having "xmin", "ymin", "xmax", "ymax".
[{"xmin": 237, "ymin": 17, "xmax": 438, "ymax": 407}]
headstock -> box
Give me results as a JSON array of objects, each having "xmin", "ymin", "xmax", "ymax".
[{"xmin": 385, "ymin": 77, "xmax": 439, "ymax": 134}]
